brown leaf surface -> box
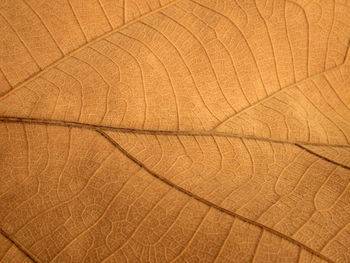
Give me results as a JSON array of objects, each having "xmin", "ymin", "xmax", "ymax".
[
  {"xmin": 0, "ymin": 0, "xmax": 350, "ymax": 262},
  {"xmin": 0, "ymin": 0, "xmax": 175, "ymax": 95},
  {"xmin": 0, "ymin": 232, "xmax": 33, "ymax": 263}
]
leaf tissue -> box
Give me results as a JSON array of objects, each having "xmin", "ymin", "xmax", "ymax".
[{"xmin": 0, "ymin": 0, "xmax": 350, "ymax": 262}]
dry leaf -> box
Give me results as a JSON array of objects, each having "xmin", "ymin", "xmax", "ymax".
[
  {"xmin": 0, "ymin": 232, "xmax": 32, "ymax": 262},
  {"xmin": 0, "ymin": 0, "xmax": 350, "ymax": 262}
]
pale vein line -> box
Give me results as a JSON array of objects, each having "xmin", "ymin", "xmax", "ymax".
[
  {"xmin": 0, "ymin": 244, "xmax": 12, "ymax": 262},
  {"xmin": 49, "ymin": 168, "xmax": 138, "ymax": 262},
  {"xmin": 286, "ymin": 0, "xmax": 309, "ymax": 76},
  {"xmin": 0, "ymin": 229, "xmax": 40, "ymax": 263},
  {"xmin": 88, "ymin": 47, "xmax": 121, "ymax": 80},
  {"xmin": 140, "ymin": 20, "xmax": 220, "ymax": 122},
  {"xmin": 254, "ymin": 0, "xmax": 282, "ymax": 89},
  {"xmin": 211, "ymin": 44, "xmax": 350, "ymax": 131},
  {"xmin": 191, "ymin": 0, "xmax": 268, "ymax": 99},
  {"xmin": 0, "ymin": 0, "xmax": 183, "ymax": 102},
  {"xmin": 97, "ymin": 130, "xmax": 335, "ymax": 263},
  {"xmin": 103, "ymin": 38, "xmax": 148, "ymax": 128},
  {"xmin": 251, "ymin": 229, "xmax": 264, "ymax": 262},
  {"xmin": 22, "ymin": 0, "xmax": 64, "ymax": 56},
  {"xmin": 213, "ymin": 218, "xmax": 235, "ymax": 263},
  {"xmin": 175, "ymin": 5, "xmax": 249, "ymax": 109},
  {"xmin": 161, "ymin": 9, "xmax": 236, "ymax": 113},
  {"xmin": 295, "ymin": 144, "xmax": 350, "ymax": 171},
  {"xmin": 284, "ymin": 0, "xmax": 296, "ymax": 83},
  {"xmin": 169, "ymin": 208, "xmax": 212, "ymax": 262},
  {"xmin": 101, "ymin": 188, "xmax": 172, "ymax": 262},
  {"xmin": 0, "ymin": 67, "xmax": 11, "ymax": 89},
  {"xmin": 324, "ymin": 0, "xmax": 335, "ymax": 70},
  {"xmin": 0, "ymin": 121, "xmax": 341, "ymax": 263},
  {"xmin": 70, "ymin": 56, "xmax": 112, "ymax": 123},
  {"xmin": 54, "ymin": 68, "xmax": 84, "ymax": 122},
  {"xmin": 123, "ymin": 0, "xmax": 126, "ymax": 24},
  {"xmin": 117, "ymin": 31, "xmax": 180, "ymax": 130},
  {"xmin": 0, "ymin": 12, "xmax": 41, "ymax": 69},
  {"xmin": 97, "ymin": 0, "xmax": 113, "ymax": 30}
]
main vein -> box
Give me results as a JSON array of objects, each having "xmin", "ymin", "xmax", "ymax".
[
  {"xmin": 1, "ymin": 116, "xmax": 349, "ymax": 149},
  {"xmin": 98, "ymin": 129, "xmax": 335, "ymax": 263}
]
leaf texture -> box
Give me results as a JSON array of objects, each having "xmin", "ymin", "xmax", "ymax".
[
  {"xmin": 0, "ymin": 0, "xmax": 350, "ymax": 262},
  {"xmin": 0, "ymin": 0, "xmax": 176, "ymax": 95},
  {"xmin": 0, "ymin": 232, "xmax": 33, "ymax": 263}
]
